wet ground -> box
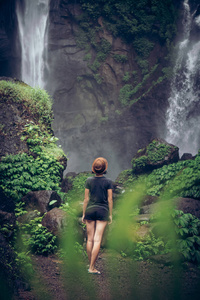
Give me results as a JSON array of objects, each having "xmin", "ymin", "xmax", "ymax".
[{"xmin": 15, "ymin": 249, "xmax": 200, "ymax": 300}]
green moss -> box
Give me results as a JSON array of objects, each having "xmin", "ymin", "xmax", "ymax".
[
  {"xmin": 0, "ymin": 81, "xmax": 67, "ymax": 202},
  {"xmin": 100, "ymin": 116, "xmax": 108, "ymax": 123},
  {"xmin": 119, "ymin": 64, "xmax": 159, "ymax": 106},
  {"xmin": 0, "ymin": 80, "xmax": 53, "ymax": 128},
  {"xmin": 132, "ymin": 38, "xmax": 154, "ymax": 58},
  {"xmin": 116, "ymin": 169, "xmax": 136, "ymax": 187},
  {"xmin": 122, "ymin": 72, "xmax": 131, "ymax": 82},
  {"xmin": 131, "ymin": 140, "xmax": 176, "ymax": 173},
  {"xmin": 132, "ymin": 156, "xmax": 148, "ymax": 171},
  {"xmin": 146, "ymin": 140, "xmax": 172, "ymax": 163},
  {"xmin": 112, "ymin": 54, "xmax": 128, "ymax": 63},
  {"xmin": 93, "ymin": 73, "xmax": 103, "ymax": 84}
]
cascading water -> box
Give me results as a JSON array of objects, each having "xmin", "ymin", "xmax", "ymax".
[
  {"xmin": 16, "ymin": 0, "xmax": 50, "ymax": 88},
  {"xmin": 165, "ymin": 0, "xmax": 200, "ymax": 155}
]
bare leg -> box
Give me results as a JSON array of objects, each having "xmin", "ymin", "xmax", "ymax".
[
  {"xmin": 89, "ymin": 220, "xmax": 107, "ymax": 273},
  {"xmin": 86, "ymin": 220, "xmax": 95, "ymax": 264}
]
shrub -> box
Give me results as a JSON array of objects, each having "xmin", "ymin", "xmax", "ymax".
[
  {"xmin": 122, "ymin": 72, "xmax": 131, "ymax": 82},
  {"xmin": 132, "ymin": 38, "xmax": 154, "ymax": 58},
  {"xmin": 112, "ymin": 54, "xmax": 128, "ymax": 63},
  {"xmin": 19, "ymin": 215, "xmax": 57, "ymax": 255},
  {"xmin": 145, "ymin": 152, "xmax": 200, "ymax": 199},
  {"xmin": 119, "ymin": 84, "xmax": 133, "ymax": 106},
  {"xmin": 171, "ymin": 210, "xmax": 200, "ymax": 263}
]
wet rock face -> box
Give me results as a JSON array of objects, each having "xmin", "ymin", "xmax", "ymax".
[
  {"xmin": 0, "ymin": 96, "xmax": 28, "ymax": 158},
  {"xmin": 47, "ymin": 0, "xmax": 170, "ymax": 179}
]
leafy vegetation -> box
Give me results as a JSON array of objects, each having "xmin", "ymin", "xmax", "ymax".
[
  {"xmin": 0, "ymin": 152, "xmax": 63, "ymax": 202},
  {"xmin": 0, "ymin": 80, "xmax": 53, "ymax": 128},
  {"xmin": 0, "ymin": 80, "xmax": 66, "ymax": 202},
  {"xmin": 79, "ymin": 0, "xmax": 177, "ymax": 45},
  {"xmin": 171, "ymin": 210, "xmax": 200, "ymax": 262},
  {"xmin": 145, "ymin": 153, "xmax": 200, "ymax": 199},
  {"xmin": 112, "ymin": 54, "xmax": 128, "ymax": 63},
  {"xmin": 73, "ymin": 0, "xmax": 177, "ymax": 110},
  {"xmin": 117, "ymin": 209, "xmax": 200, "ymax": 263},
  {"xmin": 119, "ymin": 64, "xmax": 159, "ymax": 106},
  {"xmin": 131, "ymin": 140, "xmax": 174, "ymax": 173},
  {"xmin": 17, "ymin": 214, "xmax": 57, "ymax": 255}
]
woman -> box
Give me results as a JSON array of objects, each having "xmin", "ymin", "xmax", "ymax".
[{"xmin": 82, "ymin": 157, "xmax": 113, "ymax": 275}]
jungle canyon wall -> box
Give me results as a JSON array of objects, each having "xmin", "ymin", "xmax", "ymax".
[
  {"xmin": 1, "ymin": 0, "xmax": 200, "ymax": 179},
  {"xmin": 46, "ymin": 0, "xmax": 178, "ymax": 179}
]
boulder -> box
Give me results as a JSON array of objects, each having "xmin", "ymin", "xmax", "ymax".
[
  {"xmin": 131, "ymin": 138, "xmax": 179, "ymax": 174},
  {"xmin": 42, "ymin": 208, "xmax": 67, "ymax": 236},
  {"xmin": 176, "ymin": 197, "xmax": 200, "ymax": 219},
  {"xmin": 22, "ymin": 191, "xmax": 62, "ymax": 215},
  {"xmin": 180, "ymin": 153, "xmax": 194, "ymax": 161}
]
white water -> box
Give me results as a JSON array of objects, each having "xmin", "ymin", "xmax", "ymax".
[
  {"xmin": 16, "ymin": 0, "xmax": 50, "ymax": 88},
  {"xmin": 165, "ymin": 0, "xmax": 200, "ymax": 155}
]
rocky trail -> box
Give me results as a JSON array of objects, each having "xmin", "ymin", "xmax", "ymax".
[{"xmin": 15, "ymin": 249, "xmax": 200, "ymax": 300}]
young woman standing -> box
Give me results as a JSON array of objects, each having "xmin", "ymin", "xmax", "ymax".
[{"xmin": 82, "ymin": 157, "xmax": 113, "ymax": 274}]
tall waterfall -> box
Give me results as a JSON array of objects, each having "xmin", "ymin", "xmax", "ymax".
[
  {"xmin": 165, "ymin": 0, "xmax": 200, "ymax": 155},
  {"xmin": 16, "ymin": 0, "xmax": 50, "ymax": 88}
]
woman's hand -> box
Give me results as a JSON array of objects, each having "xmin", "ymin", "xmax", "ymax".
[
  {"xmin": 82, "ymin": 215, "xmax": 85, "ymax": 223},
  {"xmin": 108, "ymin": 215, "xmax": 112, "ymax": 225}
]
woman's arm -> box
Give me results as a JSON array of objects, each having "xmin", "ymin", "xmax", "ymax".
[
  {"xmin": 82, "ymin": 188, "xmax": 89, "ymax": 223},
  {"xmin": 107, "ymin": 189, "xmax": 113, "ymax": 224}
]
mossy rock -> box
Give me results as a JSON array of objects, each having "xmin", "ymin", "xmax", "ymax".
[{"xmin": 131, "ymin": 138, "xmax": 179, "ymax": 174}]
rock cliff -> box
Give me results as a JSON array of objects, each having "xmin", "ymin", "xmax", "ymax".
[
  {"xmin": 0, "ymin": 0, "xmax": 184, "ymax": 179},
  {"xmin": 47, "ymin": 0, "xmax": 178, "ymax": 178}
]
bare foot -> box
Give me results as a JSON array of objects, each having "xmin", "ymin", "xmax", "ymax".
[{"xmin": 88, "ymin": 268, "xmax": 101, "ymax": 274}]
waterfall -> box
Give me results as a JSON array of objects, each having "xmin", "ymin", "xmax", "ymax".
[
  {"xmin": 165, "ymin": 0, "xmax": 200, "ymax": 155},
  {"xmin": 16, "ymin": 0, "xmax": 50, "ymax": 88}
]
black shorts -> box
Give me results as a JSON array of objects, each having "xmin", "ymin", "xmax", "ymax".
[{"xmin": 85, "ymin": 206, "xmax": 109, "ymax": 221}]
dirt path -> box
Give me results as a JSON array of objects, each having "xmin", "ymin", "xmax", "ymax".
[{"xmin": 16, "ymin": 250, "xmax": 200, "ymax": 300}]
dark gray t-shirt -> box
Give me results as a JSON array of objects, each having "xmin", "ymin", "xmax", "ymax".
[{"xmin": 85, "ymin": 176, "xmax": 113, "ymax": 210}]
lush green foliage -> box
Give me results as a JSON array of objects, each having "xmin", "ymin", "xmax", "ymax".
[
  {"xmin": 18, "ymin": 214, "xmax": 57, "ymax": 255},
  {"xmin": 119, "ymin": 64, "xmax": 158, "ymax": 106},
  {"xmin": 79, "ymin": 0, "xmax": 177, "ymax": 45},
  {"xmin": 146, "ymin": 140, "xmax": 172, "ymax": 163},
  {"xmin": 74, "ymin": 0, "xmax": 177, "ymax": 108},
  {"xmin": 131, "ymin": 140, "xmax": 173, "ymax": 173},
  {"xmin": 171, "ymin": 210, "xmax": 200, "ymax": 262},
  {"xmin": 116, "ymin": 169, "xmax": 135, "ymax": 187},
  {"xmin": 0, "ymin": 152, "xmax": 63, "ymax": 201},
  {"xmin": 117, "ymin": 209, "xmax": 200, "ymax": 263},
  {"xmin": 145, "ymin": 153, "xmax": 200, "ymax": 199},
  {"xmin": 21, "ymin": 122, "xmax": 64, "ymax": 159},
  {"xmin": 112, "ymin": 54, "xmax": 128, "ymax": 63},
  {"xmin": 130, "ymin": 232, "xmax": 167, "ymax": 260},
  {"xmin": 0, "ymin": 80, "xmax": 53, "ymax": 127}
]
